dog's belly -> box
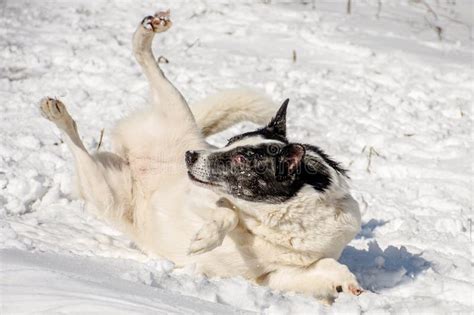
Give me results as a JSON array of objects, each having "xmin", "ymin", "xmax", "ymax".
[{"xmin": 133, "ymin": 176, "xmax": 198, "ymax": 258}]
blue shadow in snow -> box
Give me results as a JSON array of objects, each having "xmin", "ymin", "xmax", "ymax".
[
  {"xmin": 340, "ymin": 219, "xmax": 431, "ymax": 292},
  {"xmin": 355, "ymin": 219, "xmax": 388, "ymax": 239}
]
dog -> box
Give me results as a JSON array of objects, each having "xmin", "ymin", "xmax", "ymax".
[{"xmin": 40, "ymin": 11, "xmax": 362, "ymax": 304}]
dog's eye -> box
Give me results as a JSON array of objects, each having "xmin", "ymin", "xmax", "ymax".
[{"xmin": 232, "ymin": 154, "xmax": 247, "ymax": 165}]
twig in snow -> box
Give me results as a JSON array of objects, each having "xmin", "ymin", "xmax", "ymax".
[
  {"xmin": 413, "ymin": 0, "xmax": 443, "ymax": 40},
  {"xmin": 376, "ymin": 0, "xmax": 382, "ymax": 19},
  {"xmin": 346, "ymin": 0, "xmax": 352, "ymax": 15},
  {"xmin": 185, "ymin": 38, "xmax": 200, "ymax": 53},
  {"xmin": 423, "ymin": 16, "xmax": 443, "ymax": 40},
  {"xmin": 433, "ymin": 24, "xmax": 443, "ymax": 40},
  {"xmin": 467, "ymin": 218, "xmax": 472, "ymax": 242},
  {"xmin": 96, "ymin": 128, "xmax": 105, "ymax": 151},
  {"xmin": 366, "ymin": 146, "xmax": 380, "ymax": 173},
  {"xmin": 292, "ymin": 50, "xmax": 297, "ymax": 63},
  {"xmin": 300, "ymin": 0, "xmax": 316, "ymax": 9}
]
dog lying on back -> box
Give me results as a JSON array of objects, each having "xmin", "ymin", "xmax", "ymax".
[{"xmin": 40, "ymin": 11, "xmax": 362, "ymax": 304}]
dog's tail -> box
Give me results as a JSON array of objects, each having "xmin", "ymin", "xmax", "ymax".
[{"xmin": 191, "ymin": 88, "xmax": 277, "ymax": 137}]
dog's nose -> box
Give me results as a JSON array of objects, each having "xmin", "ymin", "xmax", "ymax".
[{"xmin": 185, "ymin": 150, "xmax": 199, "ymax": 166}]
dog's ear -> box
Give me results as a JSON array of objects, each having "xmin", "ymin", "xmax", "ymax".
[
  {"xmin": 266, "ymin": 99, "xmax": 289, "ymax": 138},
  {"xmin": 280, "ymin": 143, "xmax": 305, "ymax": 175}
]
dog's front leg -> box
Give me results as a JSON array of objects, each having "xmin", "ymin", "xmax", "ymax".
[
  {"xmin": 188, "ymin": 198, "xmax": 238, "ymax": 255},
  {"xmin": 265, "ymin": 258, "xmax": 363, "ymax": 304}
]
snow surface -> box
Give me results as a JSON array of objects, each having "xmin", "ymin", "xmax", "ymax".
[{"xmin": 0, "ymin": 0, "xmax": 472, "ymax": 314}]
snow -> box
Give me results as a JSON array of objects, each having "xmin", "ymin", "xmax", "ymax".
[
  {"xmin": 1, "ymin": 249, "xmax": 243, "ymax": 314},
  {"xmin": 0, "ymin": 0, "xmax": 472, "ymax": 314}
]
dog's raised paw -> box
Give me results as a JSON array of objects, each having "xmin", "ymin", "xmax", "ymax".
[
  {"xmin": 40, "ymin": 97, "xmax": 71, "ymax": 125},
  {"xmin": 141, "ymin": 10, "xmax": 172, "ymax": 33},
  {"xmin": 187, "ymin": 221, "xmax": 225, "ymax": 256}
]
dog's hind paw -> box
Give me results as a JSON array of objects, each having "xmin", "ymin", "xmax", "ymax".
[
  {"xmin": 40, "ymin": 97, "xmax": 73, "ymax": 129},
  {"xmin": 187, "ymin": 221, "xmax": 225, "ymax": 256},
  {"xmin": 141, "ymin": 10, "xmax": 172, "ymax": 33}
]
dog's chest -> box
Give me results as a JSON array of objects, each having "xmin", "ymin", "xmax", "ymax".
[{"xmin": 237, "ymin": 195, "xmax": 358, "ymax": 254}]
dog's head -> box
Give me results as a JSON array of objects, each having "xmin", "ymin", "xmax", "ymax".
[{"xmin": 185, "ymin": 99, "xmax": 346, "ymax": 203}]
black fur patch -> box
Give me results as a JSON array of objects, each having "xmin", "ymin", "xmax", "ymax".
[
  {"xmin": 300, "ymin": 153, "xmax": 332, "ymax": 192},
  {"xmin": 304, "ymin": 144, "xmax": 348, "ymax": 177},
  {"xmin": 226, "ymin": 128, "xmax": 288, "ymax": 147}
]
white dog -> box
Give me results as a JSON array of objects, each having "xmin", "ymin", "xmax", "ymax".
[{"xmin": 40, "ymin": 11, "xmax": 362, "ymax": 304}]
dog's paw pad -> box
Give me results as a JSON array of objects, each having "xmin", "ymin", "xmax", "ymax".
[
  {"xmin": 187, "ymin": 221, "xmax": 224, "ymax": 256},
  {"xmin": 40, "ymin": 97, "xmax": 67, "ymax": 121},
  {"xmin": 141, "ymin": 10, "xmax": 172, "ymax": 33},
  {"xmin": 348, "ymin": 284, "xmax": 364, "ymax": 296},
  {"xmin": 334, "ymin": 278, "xmax": 364, "ymax": 296}
]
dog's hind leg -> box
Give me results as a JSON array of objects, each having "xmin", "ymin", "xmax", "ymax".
[
  {"xmin": 40, "ymin": 97, "xmax": 134, "ymax": 231},
  {"xmin": 132, "ymin": 11, "xmax": 199, "ymax": 131}
]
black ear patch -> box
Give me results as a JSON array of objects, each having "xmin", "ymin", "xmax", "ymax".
[
  {"xmin": 280, "ymin": 144, "xmax": 305, "ymax": 174},
  {"xmin": 266, "ymin": 99, "xmax": 289, "ymax": 138}
]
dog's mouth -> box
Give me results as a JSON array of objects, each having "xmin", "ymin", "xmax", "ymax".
[{"xmin": 187, "ymin": 171, "xmax": 220, "ymax": 187}]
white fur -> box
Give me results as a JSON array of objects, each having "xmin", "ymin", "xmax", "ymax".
[
  {"xmin": 40, "ymin": 13, "xmax": 362, "ymax": 304},
  {"xmin": 192, "ymin": 89, "xmax": 278, "ymax": 137}
]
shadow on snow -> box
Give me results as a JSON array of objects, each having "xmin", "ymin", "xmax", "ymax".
[{"xmin": 340, "ymin": 219, "xmax": 431, "ymax": 292}]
